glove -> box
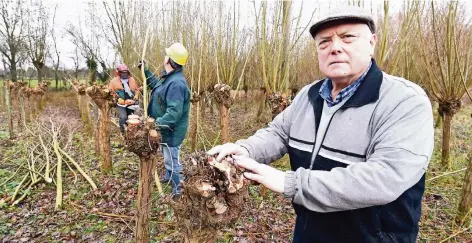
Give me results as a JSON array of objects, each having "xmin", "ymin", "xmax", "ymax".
[
  {"xmin": 137, "ymin": 60, "xmax": 148, "ymax": 70},
  {"xmin": 207, "ymin": 143, "xmax": 249, "ymax": 162}
]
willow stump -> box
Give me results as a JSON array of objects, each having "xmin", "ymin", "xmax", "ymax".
[
  {"xmin": 30, "ymin": 81, "xmax": 48, "ymax": 118},
  {"xmin": 77, "ymin": 84, "xmax": 92, "ymax": 132},
  {"xmin": 256, "ymin": 86, "xmax": 268, "ymax": 119},
  {"xmin": 37, "ymin": 81, "xmax": 48, "ymax": 111},
  {"xmin": 21, "ymin": 86, "xmax": 34, "ymax": 123},
  {"xmin": 125, "ymin": 116, "xmax": 161, "ymax": 243},
  {"xmin": 86, "ymin": 85, "xmax": 114, "ymax": 173},
  {"xmin": 9, "ymin": 81, "xmax": 27, "ymax": 133},
  {"xmin": 213, "ymin": 84, "xmax": 233, "ymax": 143},
  {"xmin": 243, "ymin": 84, "xmax": 249, "ymax": 112},
  {"xmin": 172, "ymin": 151, "xmax": 249, "ymax": 242},
  {"xmin": 268, "ymin": 92, "xmax": 291, "ymax": 120},
  {"xmin": 189, "ymin": 91, "xmax": 201, "ymax": 151},
  {"xmin": 438, "ymin": 101, "xmax": 461, "ymax": 169},
  {"xmin": 5, "ymin": 81, "xmax": 13, "ymax": 139}
]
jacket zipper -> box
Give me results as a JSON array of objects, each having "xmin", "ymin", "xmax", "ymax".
[
  {"xmin": 309, "ymin": 108, "xmax": 340, "ymax": 169},
  {"xmin": 303, "ymin": 108, "xmax": 340, "ymax": 232},
  {"xmin": 386, "ymin": 232, "xmax": 396, "ymax": 243}
]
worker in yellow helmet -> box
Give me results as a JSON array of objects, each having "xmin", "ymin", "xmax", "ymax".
[{"xmin": 138, "ymin": 42, "xmax": 190, "ymax": 201}]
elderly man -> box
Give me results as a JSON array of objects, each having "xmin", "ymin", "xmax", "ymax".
[{"xmin": 208, "ymin": 6, "xmax": 434, "ymax": 243}]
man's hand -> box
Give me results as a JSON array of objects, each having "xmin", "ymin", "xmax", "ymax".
[
  {"xmin": 125, "ymin": 99, "xmax": 135, "ymax": 105},
  {"xmin": 137, "ymin": 60, "xmax": 148, "ymax": 70},
  {"xmin": 207, "ymin": 143, "xmax": 249, "ymax": 162},
  {"xmin": 234, "ymin": 156, "xmax": 285, "ymax": 194}
]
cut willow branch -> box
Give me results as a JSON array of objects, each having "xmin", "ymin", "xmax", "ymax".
[{"xmin": 58, "ymin": 146, "xmax": 97, "ymax": 190}]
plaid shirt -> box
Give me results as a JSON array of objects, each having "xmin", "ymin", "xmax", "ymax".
[{"xmin": 319, "ymin": 61, "xmax": 372, "ymax": 107}]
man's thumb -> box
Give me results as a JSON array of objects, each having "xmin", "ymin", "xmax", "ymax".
[
  {"xmin": 207, "ymin": 145, "xmax": 222, "ymax": 155},
  {"xmin": 243, "ymin": 172, "xmax": 263, "ymax": 183}
]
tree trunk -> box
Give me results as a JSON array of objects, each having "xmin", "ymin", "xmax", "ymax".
[
  {"xmin": 36, "ymin": 66, "xmax": 43, "ymax": 84},
  {"xmin": 0, "ymin": 81, "xmax": 4, "ymax": 110},
  {"xmin": 9, "ymin": 57, "xmax": 18, "ymax": 83},
  {"xmin": 85, "ymin": 97, "xmax": 93, "ymax": 137},
  {"xmin": 88, "ymin": 69, "xmax": 97, "ymax": 85},
  {"xmin": 77, "ymin": 94, "xmax": 83, "ymax": 120},
  {"xmin": 200, "ymin": 93, "xmax": 206, "ymax": 124},
  {"xmin": 54, "ymin": 67, "xmax": 59, "ymax": 91},
  {"xmin": 456, "ymin": 160, "xmax": 472, "ymax": 226},
  {"xmin": 190, "ymin": 100, "xmax": 199, "ymax": 151},
  {"xmin": 20, "ymin": 93, "xmax": 26, "ymax": 128},
  {"xmin": 36, "ymin": 94, "xmax": 41, "ymax": 112},
  {"xmin": 13, "ymin": 92, "xmax": 22, "ymax": 133},
  {"xmin": 5, "ymin": 81, "xmax": 14, "ymax": 139},
  {"xmin": 209, "ymin": 99, "xmax": 215, "ymax": 115},
  {"xmin": 135, "ymin": 155, "xmax": 157, "ymax": 243},
  {"xmin": 94, "ymin": 115, "xmax": 100, "ymax": 158},
  {"xmin": 39, "ymin": 94, "xmax": 45, "ymax": 111},
  {"xmin": 256, "ymin": 92, "xmax": 266, "ymax": 119},
  {"xmin": 26, "ymin": 97, "xmax": 32, "ymax": 122},
  {"xmin": 442, "ymin": 113, "xmax": 453, "ymax": 169},
  {"xmin": 244, "ymin": 91, "xmax": 248, "ymax": 112},
  {"xmin": 99, "ymin": 105, "xmax": 112, "ymax": 173},
  {"xmin": 31, "ymin": 96, "xmax": 36, "ymax": 118},
  {"xmin": 220, "ymin": 104, "xmax": 229, "ymax": 143}
]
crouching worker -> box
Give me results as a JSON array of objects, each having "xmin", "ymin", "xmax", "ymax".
[
  {"xmin": 108, "ymin": 64, "xmax": 140, "ymax": 134},
  {"xmin": 139, "ymin": 42, "xmax": 190, "ymax": 200}
]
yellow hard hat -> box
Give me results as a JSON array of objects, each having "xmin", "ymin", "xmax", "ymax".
[{"xmin": 165, "ymin": 42, "xmax": 189, "ymax": 66}]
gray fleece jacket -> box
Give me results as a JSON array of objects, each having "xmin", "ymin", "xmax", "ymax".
[{"xmin": 235, "ymin": 59, "xmax": 434, "ymax": 242}]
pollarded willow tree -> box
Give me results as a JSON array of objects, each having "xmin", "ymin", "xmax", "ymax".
[
  {"xmin": 0, "ymin": 0, "xmax": 26, "ymax": 83},
  {"xmin": 211, "ymin": 0, "xmax": 249, "ymax": 143},
  {"xmin": 416, "ymin": 0, "xmax": 472, "ymax": 169},
  {"xmin": 253, "ymin": 0, "xmax": 315, "ymax": 119},
  {"xmin": 25, "ymin": 0, "xmax": 49, "ymax": 84},
  {"xmin": 67, "ymin": 1, "xmax": 108, "ymax": 86}
]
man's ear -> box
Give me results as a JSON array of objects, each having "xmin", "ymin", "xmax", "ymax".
[{"xmin": 370, "ymin": 34, "xmax": 377, "ymax": 57}]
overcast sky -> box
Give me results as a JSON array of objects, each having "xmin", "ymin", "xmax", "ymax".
[{"xmin": 17, "ymin": 0, "xmax": 472, "ymax": 70}]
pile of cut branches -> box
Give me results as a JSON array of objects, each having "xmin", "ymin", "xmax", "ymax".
[{"xmin": 0, "ymin": 106, "xmax": 97, "ymax": 209}]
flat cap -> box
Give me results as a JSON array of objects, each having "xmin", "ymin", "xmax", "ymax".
[{"xmin": 309, "ymin": 6, "xmax": 376, "ymax": 39}]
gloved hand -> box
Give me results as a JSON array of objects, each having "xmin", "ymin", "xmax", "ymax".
[
  {"xmin": 137, "ymin": 60, "xmax": 148, "ymax": 70},
  {"xmin": 207, "ymin": 143, "xmax": 249, "ymax": 162}
]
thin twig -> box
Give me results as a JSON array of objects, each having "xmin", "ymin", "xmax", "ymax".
[
  {"xmin": 439, "ymin": 226, "xmax": 472, "ymax": 243},
  {"xmin": 426, "ymin": 168, "xmax": 467, "ymax": 182},
  {"xmin": 58, "ymin": 146, "xmax": 97, "ymax": 190}
]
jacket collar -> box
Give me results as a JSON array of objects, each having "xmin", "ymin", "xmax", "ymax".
[
  {"xmin": 308, "ymin": 58, "xmax": 383, "ymax": 108},
  {"xmin": 160, "ymin": 67, "xmax": 183, "ymax": 80}
]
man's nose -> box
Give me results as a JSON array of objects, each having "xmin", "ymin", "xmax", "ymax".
[{"xmin": 330, "ymin": 38, "xmax": 343, "ymax": 54}]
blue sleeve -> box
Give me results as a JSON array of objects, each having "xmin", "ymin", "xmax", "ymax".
[{"xmin": 145, "ymin": 69, "xmax": 160, "ymax": 89}]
